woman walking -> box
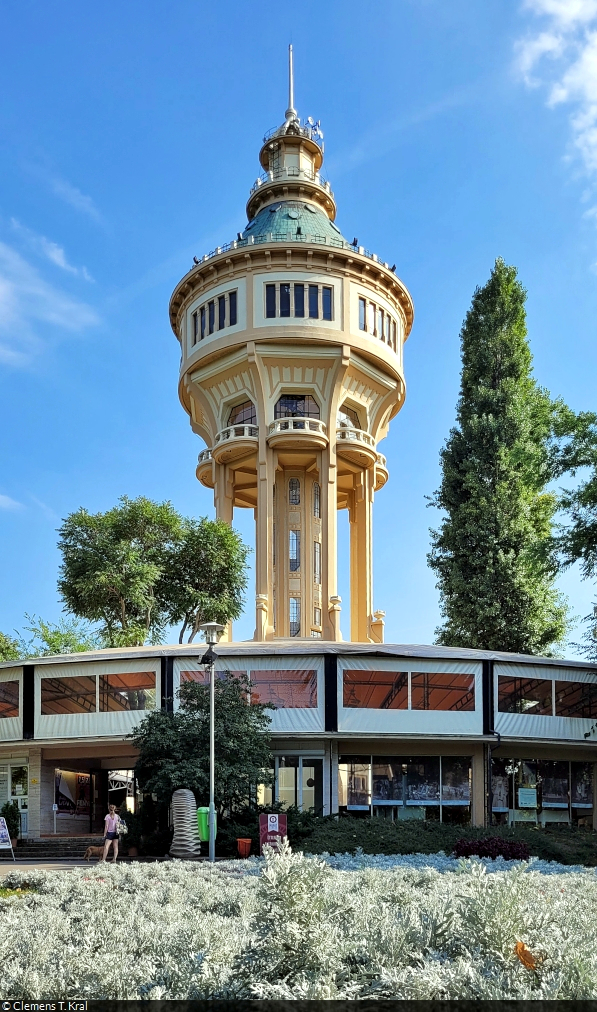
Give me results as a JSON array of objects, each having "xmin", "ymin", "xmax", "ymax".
[{"xmin": 101, "ymin": 803, "xmax": 121, "ymax": 863}]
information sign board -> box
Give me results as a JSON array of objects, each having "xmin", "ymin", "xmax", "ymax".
[
  {"xmin": 259, "ymin": 813, "xmax": 287, "ymax": 854},
  {"xmin": 0, "ymin": 817, "xmax": 15, "ymax": 860},
  {"xmin": 518, "ymin": 787, "xmax": 537, "ymax": 809}
]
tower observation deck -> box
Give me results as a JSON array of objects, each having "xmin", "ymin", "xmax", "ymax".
[{"xmin": 169, "ymin": 50, "xmax": 414, "ymax": 642}]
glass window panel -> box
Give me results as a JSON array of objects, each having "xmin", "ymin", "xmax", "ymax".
[
  {"xmin": 338, "ymin": 757, "xmax": 371, "ymax": 809},
  {"xmin": 229, "ymin": 290, "xmax": 237, "ymax": 326},
  {"xmin": 314, "ymin": 607, "xmax": 321, "ymax": 626},
  {"xmin": 539, "ymin": 760, "xmax": 569, "ymax": 807},
  {"xmin": 288, "ymin": 477, "xmax": 300, "ymax": 504},
  {"xmin": 275, "ymin": 395, "xmax": 320, "ymax": 419},
  {"xmin": 308, "ymin": 284, "xmax": 319, "ymax": 318},
  {"xmin": 571, "ymin": 762, "xmax": 594, "ymax": 807},
  {"xmin": 0, "ymin": 767, "xmax": 8, "ymax": 808},
  {"xmin": 208, "ymin": 300, "xmax": 215, "ymax": 334},
  {"xmin": 338, "ymin": 404, "xmax": 360, "ymax": 427},
  {"xmin": 322, "ymin": 286, "xmax": 332, "ymax": 320},
  {"xmin": 289, "ymin": 530, "xmax": 300, "ymax": 571},
  {"xmin": 289, "ymin": 598, "xmax": 301, "ymax": 637},
  {"xmin": 343, "ymin": 670, "xmax": 408, "ymax": 709},
  {"xmin": 192, "ymin": 311, "xmax": 198, "ymax": 345},
  {"xmin": 294, "ymin": 283, "xmax": 305, "ymax": 317},
  {"xmin": 250, "ymin": 669, "xmax": 317, "ymax": 707},
  {"xmin": 257, "ymin": 774, "xmax": 273, "ymax": 807},
  {"xmin": 265, "ymin": 283, "xmax": 276, "ymax": 318},
  {"xmin": 99, "ymin": 672, "xmax": 156, "ymax": 712},
  {"xmin": 406, "ymin": 757, "xmax": 440, "ymax": 804},
  {"xmin": 392, "ymin": 319, "xmax": 397, "ymax": 350},
  {"xmin": 555, "ymin": 680, "xmax": 597, "ymax": 718},
  {"xmin": 498, "ymin": 676, "xmax": 553, "ymax": 715},
  {"xmin": 41, "ymin": 676, "xmax": 97, "ymax": 715},
  {"xmin": 411, "ymin": 672, "xmax": 475, "ymax": 711},
  {"xmin": 200, "ymin": 306, "xmax": 206, "ymax": 339},
  {"xmin": 277, "ymin": 757, "xmax": 297, "ymax": 809},
  {"xmin": 377, "ymin": 307, "xmax": 384, "ymax": 338},
  {"xmin": 0, "ymin": 681, "xmax": 19, "ymax": 718},
  {"xmin": 313, "ymin": 481, "xmax": 321, "ymax": 518},
  {"xmin": 228, "ymin": 399, "xmax": 256, "ymax": 425},
  {"xmin": 442, "ymin": 757, "xmax": 471, "ymax": 804},
  {"xmin": 491, "ymin": 757, "xmax": 511, "ymax": 812},
  {"xmin": 368, "ymin": 302, "xmax": 376, "ymax": 334},
  {"xmin": 359, "ymin": 297, "xmax": 366, "ymax": 331},
  {"xmin": 313, "ymin": 541, "xmax": 321, "ymax": 584},
  {"xmin": 280, "ymin": 283, "xmax": 291, "ymax": 317},
  {"xmin": 372, "ymin": 758, "xmax": 403, "ymax": 804},
  {"xmin": 218, "ymin": 294, "xmax": 226, "ymax": 329},
  {"xmin": 516, "ymin": 760, "xmax": 538, "ymax": 809},
  {"xmin": 11, "ymin": 765, "xmax": 27, "ymax": 797},
  {"xmin": 302, "ymin": 759, "xmax": 323, "ymax": 814}
]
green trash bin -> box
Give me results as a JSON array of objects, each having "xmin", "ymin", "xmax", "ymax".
[{"xmin": 197, "ymin": 806, "xmax": 216, "ymax": 842}]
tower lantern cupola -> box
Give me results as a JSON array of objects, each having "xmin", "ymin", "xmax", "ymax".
[{"xmin": 170, "ymin": 49, "xmax": 414, "ymax": 642}]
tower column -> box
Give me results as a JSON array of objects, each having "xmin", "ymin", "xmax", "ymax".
[
  {"xmin": 349, "ymin": 468, "xmax": 375, "ymax": 642},
  {"xmin": 255, "ymin": 450, "xmax": 276, "ymax": 640}
]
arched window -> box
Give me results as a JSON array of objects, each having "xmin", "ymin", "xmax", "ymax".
[
  {"xmin": 275, "ymin": 394, "xmax": 320, "ymax": 419},
  {"xmin": 228, "ymin": 400, "xmax": 256, "ymax": 425},
  {"xmin": 289, "ymin": 478, "xmax": 300, "ymax": 505},
  {"xmin": 337, "ymin": 404, "xmax": 361, "ymax": 428}
]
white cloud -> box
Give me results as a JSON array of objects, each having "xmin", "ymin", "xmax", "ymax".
[
  {"xmin": 0, "ymin": 241, "xmax": 99, "ymax": 365},
  {"xmin": 0, "ymin": 494, "xmax": 23, "ymax": 511},
  {"xmin": 50, "ymin": 176, "xmax": 101, "ymax": 221},
  {"xmin": 10, "ymin": 219, "xmax": 93, "ymax": 281},
  {"xmin": 517, "ymin": 1, "xmax": 597, "ymax": 173}
]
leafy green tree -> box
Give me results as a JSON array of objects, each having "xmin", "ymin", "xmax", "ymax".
[
  {"xmin": 0, "ymin": 631, "xmax": 20, "ymax": 661},
  {"xmin": 131, "ymin": 672, "xmax": 274, "ymax": 812},
  {"xmin": 19, "ymin": 614, "xmax": 101, "ymax": 657},
  {"xmin": 160, "ymin": 518, "xmax": 249, "ymax": 643},
  {"xmin": 428, "ymin": 258, "xmax": 569, "ymax": 655},
  {"xmin": 58, "ymin": 496, "xmax": 183, "ymax": 646}
]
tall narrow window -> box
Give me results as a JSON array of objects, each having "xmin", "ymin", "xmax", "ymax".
[
  {"xmin": 229, "ymin": 290, "xmax": 237, "ymax": 326},
  {"xmin": 314, "ymin": 607, "xmax": 322, "ymax": 626},
  {"xmin": 322, "ymin": 286, "xmax": 332, "ymax": 320},
  {"xmin": 289, "ymin": 477, "xmax": 300, "ymax": 505},
  {"xmin": 313, "ymin": 541, "xmax": 321, "ymax": 584},
  {"xmin": 289, "ymin": 530, "xmax": 300, "ymax": 571},
  {"xmin": 392, "ymin": 319, "xmax": 397, "ymax": 351},
  {"xmin": 200, "ymin": 306, "xmax": 206, "ymax": 340},
  {"xmin": 265, "ymin": 284, "xmax": 276, "ymax": 318},
  {"xmin": 289, "ymin": 598, "xmax": 301, "ymax": 637},
  {"xmin": 377, "ymin": 307, "xmax": 384, "ymax": 339},
  {"xmin": 280, "ymin": 283, "xmax": 291, "ymax": 317},
  {"xmin": 208, "ymin": 300, "xmax": 215, "ymax": 334},
  {"xmin": 313, "ymin": 481, "xmax": 321, "ymax": 518},
  {"xmin": 218, "ymin": 294, "xmax": 226, "ymax": 330},
  {"xmin": 192, "ymin": 311, "xmax": 198, "ymax": 345},
  {"xmin": 359, "ymin": 297, "xmax": 366, "ymax": 331},
  {"xmin": 308, "ymin": 284, "xmax": 319, "ymax": 318},
  {"xmin": 294, "ymin": 283, "xmax": 305, "ymax": 317},
  {"xmin": 273, "ymin": 524, "xmax": 276, "ymax": 566}
]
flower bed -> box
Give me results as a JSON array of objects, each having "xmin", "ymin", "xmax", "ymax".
[{"xmin": 1, "ymin": 844, "xmax": 597, "ymax": 999}]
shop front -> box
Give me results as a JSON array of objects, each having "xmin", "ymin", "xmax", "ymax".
[
  {"xmin": 491, "ymin": 757, "xmax": 594, "ymax": 827},
  {"xmin": 0, "ymin": 760, "xmax": 28, "ymax": 837}
]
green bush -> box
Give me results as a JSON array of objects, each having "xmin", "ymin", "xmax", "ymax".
[
  {"xmin": 1, "ymin": 801, "xmax": 20, "ymax": 840},
  {"xmin": 217, "ymin": 804, "xmax": 319, "ymax": 857},
  {"xmin": 297, "ymin": 815, "xmax": 597, "ymax": 866}
]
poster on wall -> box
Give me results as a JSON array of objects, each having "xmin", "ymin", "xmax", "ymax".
[{"xmin": 55, "ymin": 770, "xmax": 90, "ymax": 818}]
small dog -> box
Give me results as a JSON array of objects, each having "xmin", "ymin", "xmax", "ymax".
[{"xmin": 84, "ymin": 845, "xmax": 105, "ymax": 862}]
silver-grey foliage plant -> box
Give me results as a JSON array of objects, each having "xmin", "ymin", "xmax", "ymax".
[{"xmin": 2, "ymin": 843, "xmax": 597, "ymax": 999}]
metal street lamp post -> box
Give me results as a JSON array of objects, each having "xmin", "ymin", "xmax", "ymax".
[{"xmin": 199, "ymin": 622, "xmax": 224, "ymax": 863}]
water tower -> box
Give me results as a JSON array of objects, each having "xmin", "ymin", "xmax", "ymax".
[{"xmin": 169, "ymin": 49, "xmax": 413, "ymax": 641}]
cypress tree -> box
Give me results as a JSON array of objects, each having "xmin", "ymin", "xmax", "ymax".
[{"xmin": 428, "ymin": 258, "xmax": 568, "ymax": 654}]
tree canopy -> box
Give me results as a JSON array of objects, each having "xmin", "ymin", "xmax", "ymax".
[
  {"xmin": 131, "ymin": 672, "xmax": 274, "ymax": 811},
  {"xmin": 57, "ymin": 496, "xmax": 249, "ymax": 646},
  {"xmin": 428, "ymin": 258, "xmax": 569, "ymax": 655},
  {"xmin": 0, "ymin": 615, "xmax": 100, "ymax": 660}
]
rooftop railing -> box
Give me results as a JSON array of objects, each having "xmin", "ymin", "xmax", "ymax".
[
  {"xmin": 192, "ymin": 233, "xmax": 394, "ymax": 272},
  {"xmin": 268, "ymin": 418, "xmax": 327, "ymax": 437},
  {"xmin": 249, "ymin": 166, "xmax": 332, "ymax": 196},
  {"xmin": 214, "ymin": 424, "xmax": 259, "ymax": 444}
]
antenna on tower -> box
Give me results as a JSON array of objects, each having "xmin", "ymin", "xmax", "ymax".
[{"xmin": 286, "ymin": 44, "xmax": 296, "ymax": 118}]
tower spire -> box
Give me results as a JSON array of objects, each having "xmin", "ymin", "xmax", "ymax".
[{"xmin": 286, "ymin": 43, "xmax": 296, "ymax": 119}]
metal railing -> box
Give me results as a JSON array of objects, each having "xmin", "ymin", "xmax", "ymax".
[
  {"xmin": 214, "ymin": 424, "xmax": 259, "ymax": 444},
  {"xmin": 336, "ymin": 427, "xmax": 376, "ymax": 449},
  {"xmin": 192, "ymin": 233, "xmax": 393, "ymax": 272},
  {"xmin": 268, "ymin": 418, "xmax": 327, "ymax": 437},
  {"xmin": 250, "ymin": 166, "xmax": 332, "ymax": 196},
  {"xmin": 376, "ymin": 452, "xmax": 387, "ymax": 469},
  {"xmin": 198, "ymin": 449, "xmax": 213, "ymax": 464}
]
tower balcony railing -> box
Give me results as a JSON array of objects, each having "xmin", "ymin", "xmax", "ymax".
[
  {"xmin": 191, "ymin": 233, "xmax": 395, "ymax": 273},
  {"xmin": 198, "ymin": 448, "xmax": 213, "ymax": 464},
  {"xmin": 250, "ymin": 166, "xmax": 332, "ymax": 196},
  {"xmin": 269, "ymin": 417, "xmax": 326, "ymax": 437},
  {"xmin": 335, "ymin": 427, "xmax": 376, "ymax": 450},
  {"xmin": 214, "ymin": 424, "xmax": 259, "ymax": 445}
]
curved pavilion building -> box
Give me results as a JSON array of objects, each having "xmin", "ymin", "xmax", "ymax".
[{"xmin": 1, "ymin": 64, "xmax": 596, "ymax": 849}]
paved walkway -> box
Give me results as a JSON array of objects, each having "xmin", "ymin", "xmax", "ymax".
[{"xmin": 0, "ymin": 860, "xmax": 89, "ymax": 874}]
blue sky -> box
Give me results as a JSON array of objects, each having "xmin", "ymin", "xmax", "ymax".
[{"xmin": 1, "ymin": 0, "xmax": 596, "ymax": 651}]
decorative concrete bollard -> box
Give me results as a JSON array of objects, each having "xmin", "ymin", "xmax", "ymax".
[{"xmin": 170, "ymin": 789, "xmax": 201, "ymax": 859}]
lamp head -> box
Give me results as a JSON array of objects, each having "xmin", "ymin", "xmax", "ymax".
[{"xmin": 198, "ymin": 622, "xmax": 225, "ymax": 646}]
